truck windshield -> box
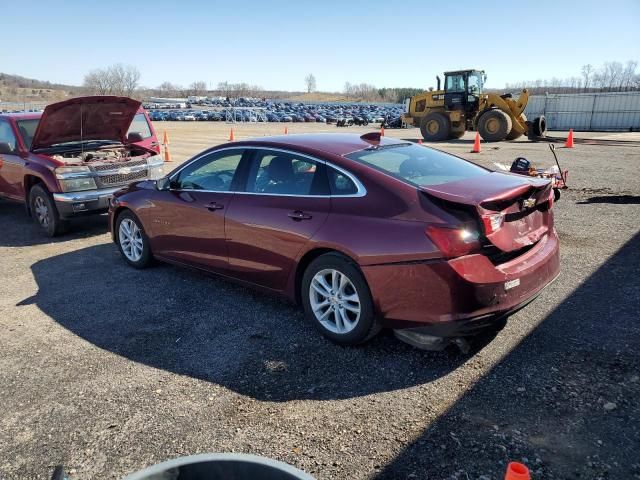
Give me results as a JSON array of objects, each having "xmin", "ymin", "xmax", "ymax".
[
  {"xmin": 346, "ymin": 144, "xmax": 489, "ymax": 186},
  {"xmin": 16, "ymin": 119, "xmax": 40, "ymax": 150}
]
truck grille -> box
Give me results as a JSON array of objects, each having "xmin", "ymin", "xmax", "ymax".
[
  {"xmin": 91, "ymin": 159, "xmax": 148, "ymax": 172},
  {"xmin": 98, "ymin": 169, "xmax": 148, "ymax": 186}
]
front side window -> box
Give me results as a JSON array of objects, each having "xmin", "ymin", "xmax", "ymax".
[
  {"xmin": 467, "ymin": 74, "xmax": 481, "ymax": 94},
  {"xmin": 346, "ymin": 144, "xmax": 489, "ymax": 186},
  {"xmin": 445, "ymin": 74, "xmax": 465, "ymax": 93},
  {"xmin": 0, "ymin": 120, "xmax": 17, "ymax": 152},
  {"xmin": 127, "ymin": 113, "xmax": 153, "ymax": 139},
  {"xmin": 247, "ymin": 150, "xmax": 328, "ymax": 195},
  {"xmin": 16, "ymin": 119, "xmax": 40, "ymax": 150},
  {"xmin": 175, "ymin": 150, "xmax": 243, "ymax": 191}
]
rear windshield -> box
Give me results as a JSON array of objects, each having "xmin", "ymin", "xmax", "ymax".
[
  {"xmin": 346, "ymin": 143, "xmax": 489, "ymax": 186},
  {"xmin": 16, "ymin": 119, "xmax": 40, "ymax": 150}
]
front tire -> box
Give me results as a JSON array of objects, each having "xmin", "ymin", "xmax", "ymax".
[
  {"xmin": 301, "ymin": 253, "xmax": 380, "ymax": 346},
  {"xmin": 420, "ymin": 112, "xmax": 451, "ymax": 141},
  {"xmin": 477, "ymin": 109, "xmax": 512, "ymax": 142},
  {"xmin": 29, "ymin": 184, "xmax": 68, "ymax": 237},
  {"xmin": 115, "ymin": 210, "xmax": 153, "ymax": 268}
]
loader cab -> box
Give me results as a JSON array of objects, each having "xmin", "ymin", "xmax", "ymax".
[{"xmin": 444, "ymin": 69, "xmax": 485, "ymax": 113}]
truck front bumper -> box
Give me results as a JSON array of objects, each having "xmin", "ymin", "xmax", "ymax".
[{"xmin": 53, "ymin": 187, "xmax": 124, "ymax": 218}]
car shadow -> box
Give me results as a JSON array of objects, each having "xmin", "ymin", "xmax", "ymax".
[
  {"xmin": 20, "ymin": 242, "xmax": 484, "ymax": 402},
  {"xmin": 576, "ymin": 195, "xmax": 640, "ymax": 205},
  {"xmin": 0, "ymin": 200, "xmax": 109, "ymax": 247},
  {"xmin": 375, "ymin": 232, "xmax": 640, "ymax": 479}
]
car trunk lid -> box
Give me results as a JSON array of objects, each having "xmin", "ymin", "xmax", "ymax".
[
  {"xmin": 421, "ymin": 172, "xmax": 553, "ymax": 253},
  {"xmin": 30, "ymin": 96, "xmax": 141, "ymax": 151}
]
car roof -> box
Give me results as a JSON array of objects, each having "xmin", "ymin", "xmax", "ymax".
[
  {"xmin": 233, "ymin": 133, "xmax": 409, "ymax": 157},
  {"xmin": 0, "ymin": 112, "xmax": 42, "ymax": 121}
]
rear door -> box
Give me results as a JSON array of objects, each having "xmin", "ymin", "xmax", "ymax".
[
  {"xmin": 224, "ymin": 149, "xmax": 330, "ymax": 290},
  {"xmin": 144, "ymin": 148, "xmax": 245, "ymax": 271},
  {"xmin": 0, "ymin": 119, "xmax": 25, "ymax": 200}
]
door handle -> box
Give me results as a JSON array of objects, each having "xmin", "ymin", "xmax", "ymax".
[
  {"xmin": 205, "ymin": 202, "xmax": 224, "ymax": 211},
  {"xmin": 288, "ymin": 210, "xmax": 312, "ymax": 221}
]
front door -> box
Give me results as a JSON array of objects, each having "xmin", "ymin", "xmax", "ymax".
[
  {"xmin": 0, "ymin": 119, "xmax": 25, "ymax": 200},
  {"xmin": 225, "ymin": 149, "xmax": 330, "ymax": 290},
  {"xmin": 144, "ymin": 148, "xmax": 245, "ymax": 271}
]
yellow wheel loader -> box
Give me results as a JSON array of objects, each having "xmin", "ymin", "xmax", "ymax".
[{"xmin": 402, "ymin": 69, "xmax": 547, "ymax": 142}]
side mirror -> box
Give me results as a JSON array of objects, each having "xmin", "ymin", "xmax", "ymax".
[
  {"xmin": 156, "ymin": 177, "xmax": 171, "ymax": 191},
  {"xmin": 0, "ymin": 142, "xmax": 15, "ymax": 155},
  {"xmin": 127, "ymin": 132, "xmax": 144, "ymax": 143}
]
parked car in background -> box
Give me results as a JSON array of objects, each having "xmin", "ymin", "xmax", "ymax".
[
  {"xmin": 0, "ymin": 96, "xmax": 164, "ymax": 236},
  {"xmin": 109, "ymin": 133, "xmax": 560, "ymax": 350}
]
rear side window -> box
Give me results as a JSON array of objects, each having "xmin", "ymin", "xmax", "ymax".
[
  {"xmin": 346, "ymin": 144, "xmax": 488, "ymax": 186},
  {"xmin": 127, "ymin": 113, "xmax": 152, "ymax": 139},
  {"xmin": 327, "ymin": 167, "xmax": 358, "ymax": 195},
  {"xmin": 247, "ymin": 150, "xmax": 329, "ymax": 196}
]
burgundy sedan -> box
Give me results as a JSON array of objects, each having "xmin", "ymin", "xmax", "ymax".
[{"xmin": 109, "ymin": 133, "xmax": 560, "ymax": 350}]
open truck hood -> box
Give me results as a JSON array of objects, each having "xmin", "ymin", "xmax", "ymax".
[
  {"xmin": 421, "ymin": 172, "xmax": 553, "ymax": 253},
  {"xmin": 30, "ymin": 96, "xmax": 141, "ymax": 151}
]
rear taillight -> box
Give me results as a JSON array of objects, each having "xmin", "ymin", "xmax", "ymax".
[
  {"xmin": 481, "ymin": 213, "xmax": 504, "ymax": 235},
  {"xmin": 426, "ymin": 225, "xmax": 480, "ymax": 258}
]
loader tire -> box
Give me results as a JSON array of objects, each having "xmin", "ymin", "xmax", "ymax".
[
  {"xmin": 506, "ymin": 114, "xmax": 526, "ymax": 140},
  {"xmin": 420, "ymin": 112, "xmax": 450, "ymax": 141},
  {"xmin": 532, "ymin": 116, "xmax": 547, "ymax": 137},
  {"xmin": 477, "ymin": 109, "xmax": 512, "ymax": 142}
]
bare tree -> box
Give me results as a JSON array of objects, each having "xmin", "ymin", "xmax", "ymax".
[
  {"xmin": 189, "ymin": 81, "xmax": 207, "ymax": 96},
  {"xmin": 305, "ymin": 74, "xmax": 317, "ymax": 93},
  {"xmin": 83, "ymin": 64, "xmax": 140, "ymax": 97},
  {"xmin": 157, "ymin": 81, "xmax": 182, "ymax": 97},
  {"xmin": 581, "ymin": 64, "xmax": 594, "ymax": 92}
]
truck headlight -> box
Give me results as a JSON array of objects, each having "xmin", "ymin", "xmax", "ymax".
[
  {"xmin": 146, "ymin": 154, "xmax": 164, "ymax": 167},
  {"xmin": 58, "ymin": 177, "xmax": 97, "ymax": 192},
  {"xmin": 55, "ymin": 165, "xmax": 91, "ymax": 178}
]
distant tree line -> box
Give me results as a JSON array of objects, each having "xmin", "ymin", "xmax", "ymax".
[
  {"xmin": 83, "ymin": 64, "xmax": 140, "ymax": 97},
  {"xmin": 505, "ymin": 60, "xmax": 639, "ymax": 94}
]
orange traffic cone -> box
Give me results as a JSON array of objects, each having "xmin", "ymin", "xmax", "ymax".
[
  {"xmin": 162, "ymin": 131, "xmax": 172, "ymax": 162},
  {"xmin": 380, "ymin": 126, "xmax": 385, "ymax": 137},
  {"xmin": 505, "ymin": 462, "xmax": 530, "ymax": 480},
  {"xmin": 565, "ymin": 128, "xmax": 574, "ymax": 148},
  {"xmin": 471, "ymin": 132, "xmax": 481, "ymax": 153},
  {"xmin": 284, "ymin": 126, "xmax": 288, "ymax": 135},
  {"xmin": 229, "ymin": 128, "xmax": 235, "ymax": 141}
]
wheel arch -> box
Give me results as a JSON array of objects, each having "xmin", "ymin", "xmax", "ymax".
[
  {"xmin": 292, "ymin": 247, "xmax": 360, "ymax": 305},
  {"xmin": 23, "ymin": 175, "xmax": 46, "ymax": 216}
]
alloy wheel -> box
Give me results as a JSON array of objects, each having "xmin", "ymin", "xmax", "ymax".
[
  {"xmin": 34, "ymin": 196, "xmax": 50, "ymax": 228},
  {"xmin": 309, "ymin": 269, "xmax": 361, "ymax": 334},
  {"xmin": 119, "ymin": 218, "xmax": 144, "ymax": 262}
]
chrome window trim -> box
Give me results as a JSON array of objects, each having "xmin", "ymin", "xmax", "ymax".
[{"xmin": 168, "ymin": 146, "xmax": 367, "ymax": 198}]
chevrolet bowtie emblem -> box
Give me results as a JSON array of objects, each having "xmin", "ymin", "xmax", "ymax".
[
  {"xmin": 118, "ymin": 167, "xmax": 131, "ymax": 175},
  {"xmin": 522, "ymin": 198, "xmax": 536, "ymax": 209}
]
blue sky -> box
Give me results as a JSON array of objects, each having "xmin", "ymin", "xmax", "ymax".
[{"xmin": 2, "ymin": 0, "xmax": 638, "ymax": 92}]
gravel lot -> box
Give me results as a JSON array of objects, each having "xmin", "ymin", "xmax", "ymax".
[{"xmin": 1, "ymin": 124, "xmax": 639, "ymax": 479}]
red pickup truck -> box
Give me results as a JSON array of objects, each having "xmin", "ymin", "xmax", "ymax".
[{"xmin": 0, "ymin": 96, "xmax": 164, "ymax": 236}]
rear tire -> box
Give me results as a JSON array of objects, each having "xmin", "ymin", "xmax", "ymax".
[
  {"xmin": 506, "ymin": 113, "xmax": 526, "ymax": 140},
  {"xmin": 301, "ymin": 253, "xmax": 381, "ymax": 346},
  {"xmin": 115, "ymin": 210, "xmax": 154, "ymax": 269},
  {"xmin": 477, "ymin": 109, "xmax": 512, "ymax": 142},
  {"xmin": 29, "ymin": 184, "xmax": 68, "ymax": 237},
  {"xmin": 420, "ymin": 112, "xmax": 451, "ymax": 141}
]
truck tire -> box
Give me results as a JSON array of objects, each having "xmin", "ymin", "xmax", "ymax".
[
  {"xmin": 29, "ymin": 184, "xmax": 68, "ymax": 237},
  {"xmin": 532, "ymin": 116, "xmax": 547, "ymax": 137},
  {"xmin": 420, "ymin": 112, "xmax": 450, "ymax": 141},
  {"xmin": 506, "ymin": 113, "xmax": 527, "ymax": 140},
  {"xmin": 477, "ymin": 110, "xmax": 513, "ymax": 142}
]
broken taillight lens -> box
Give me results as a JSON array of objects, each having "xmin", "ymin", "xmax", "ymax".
[
  {"xmin": 426, "ymin": 225, "xmax": 480, "ymax": 258},
  {"xmin": 481, "ymin": 213, "xmax": 505, "ymax": 235}
]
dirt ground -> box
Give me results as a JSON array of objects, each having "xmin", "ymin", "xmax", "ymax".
[{"xmin": 1, "ymin": 123, "xmax": 639, "ymax": 479}]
